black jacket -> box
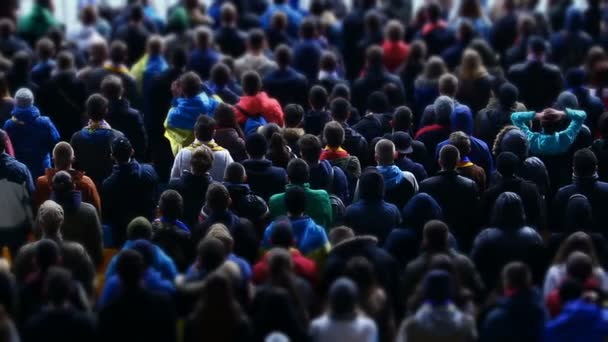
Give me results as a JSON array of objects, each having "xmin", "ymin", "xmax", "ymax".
[
  {"xmin": 552, "ymin": 175, "xmax": 608, "ymax": 233},
  {"xmin": 351, "ymin": 67, "xmax": 405, "ymax": 114},
  {"xmin": 507, "ymin": 60, "xmax": 564, "ymax": 112},
  {"xmin": 215, "ymin": 26, "xmax": 247, "ymax": 58},
  {"xmin": 168, "ymin": 172, "xmax": 214, "ymax": 229},
  {"xmin": 242, "ymin": 159, "xmax": 287, "ymax": 202},
  {"xmin": 263, "ymin": 67, "xmax": 308, "ymax": 108},
  {"xmin": 106, "ymin": 99, "xmax": 147, "ymax": 160},
  {"xmin": 481, "ymin": 176, "xmax": 545, "ymax": 229},
  {"xmin": 420, "ymin": 170, "xmax": 479, "ymax": 248},
  {"xmin": 340, "ymin": 122, "xmax": 369, "ymax": 165},
  {"xmin": 23, "ymin": 307, "xmax": 96, "ymax": 342}
]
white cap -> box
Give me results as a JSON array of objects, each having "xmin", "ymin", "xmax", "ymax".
[{"xmin": 14, "ymin": 88, "xmax": 34, "ymax": 108}]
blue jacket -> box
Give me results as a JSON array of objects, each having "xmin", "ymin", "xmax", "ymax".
[
  {"xmin": 293, "ymin": 39, "xmax": 323, "ymax": 82},
  {"xmin": 4, "ymin": 105, "xmax": 59, "ymax": 178},
  {"xmin": 395, "ymin": 155, "xmax": 427, "ymax": 182},
  {"xmin": 344, "ymin": 199, "xmax": 401, "ymax": 244},
  {"xmin": 105, "ymin": 239, "xmax": 178, "ymax": 282},
  {"xmin": 98, "ymin": 268, "xmax": 175, "ymax": 309},
  {"xmin": 187, "ymin": 48, "xmax": 220, "ymax": 80},
  {"xmin": 511, "ymin": 108, "xmax": 586, "ymax": 156},
  {"xmin": 260, "ymin": 4, "xmax": 303, "ymax": 37},
  {"xmin": 262, "ymin": 216, "xmax": 330, "ymax": 265},
  {"xmin": 309, "ymin": 160, "xmax": 349, "ymax": 204},
  {"xmin": 545, "ymin": 299, "xmax": 608, "ymax": 342},
  {"xmin": 0, "ymin": 153, "xmax": 34, "ymax": 193}
]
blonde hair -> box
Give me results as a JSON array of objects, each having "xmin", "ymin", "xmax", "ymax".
[{"xmin": 459, "ymin": 49, "xmax": 488, "ymax": 80}]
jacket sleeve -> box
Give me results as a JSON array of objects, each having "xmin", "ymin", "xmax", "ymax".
[
  {"xmin": 555, "ymin": 108, "xmax": 586, "ymax": 148},
  {"xmin": 510, "ymin": 111, "xmax": 537, "ymax": 145},
  {"xmin": 267, "ymin": 98, "xmax": 285, "ymax": 126},
  {"xmin": 83, "ymin": 177, "xmax": 102, "ymax": 216}
]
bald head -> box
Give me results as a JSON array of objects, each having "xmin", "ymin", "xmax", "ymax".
[
  {"xmin": 52, "ymin": 142, "xmax": 74, "ymax": 170},
  {"xmin": 375, "ymin": 139, "xmax": 396, "ymax": 165}
]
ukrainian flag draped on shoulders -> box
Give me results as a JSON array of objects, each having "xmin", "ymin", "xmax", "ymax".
[{"xmin": 164, "ymin": 91, "xmax": 222, "ymax": 155}]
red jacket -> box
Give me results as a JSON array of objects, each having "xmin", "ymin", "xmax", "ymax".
[
  {"xmin": 382, "ymin": 40, "xmax": 409, "ymax": 72},
  {"xmin": 235, "ymin": 92, "xmax": 284, "ymax": 127},
  {"xmin": 253, "ymin": 248, "xmax": 317, "ymax": 285}
]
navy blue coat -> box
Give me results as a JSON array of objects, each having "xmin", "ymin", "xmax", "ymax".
[
  {"xmin": 344, "ymin": 199, "xmax": 401, "ymax": 244},
  {"xmin": 242, "ymin": 159, "xmax": 287, "ymax": 202}
]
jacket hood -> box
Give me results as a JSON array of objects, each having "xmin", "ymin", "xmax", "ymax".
[
  {"xmin": 402, "ymin": 193, "xmax": 443, "ymax": 233},
  {"xmin": 450, "ymin": 105, "xmax": 473, "ymax": 135},
  {"xmin": 565, "ymin": 7, "xmax": 584, "ymax": 32},
  {"xmin": 290, "ymin": 216, "xmax": 319, "ymax": 236},
  {"xmin": 376, "ymin": 165, "xmax": 404, "ymax": 190},
  {"xmin": 224, "ymin": 182, "xmax": 252, "ymax": 197},
  {"xmin": 499, "ymin": 128, "xmax": 529, "ymax": 160},
  {"xmin": 44, "ymin": 168, "xmax": 84, "ymax": 183},
  {"xmin": 565, "ymin": 194, "xmax": 593, "ymax": 232},
  {"xmin": 331, "ymin": 235, "xmax": 378, "ymax": 256},
  {"xmin": 51, "ymin": 190, "xmax": 83, "ymax": 214},
  {"xmin": 242, "ymin": 158, "xmax": 273, "ymax": 172},
  {"xmin": 491, "ymin": 192, "xmax": 526, "ymax": 230},
  {"xmin": 238, "ymin": 92, "xmax": 273, "ymax": 114},
  {"xmin": 11, "ymin": 105, "xmax": 41, "ymax": 123},
  {"xmin": 413, "ymin": 304, "xmax": 470, "ymax": 336}
]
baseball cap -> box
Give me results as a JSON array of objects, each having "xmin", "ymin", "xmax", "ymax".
[{"xmin": 392, "ymin": 131, "xmax": 413, "ymax": 154}]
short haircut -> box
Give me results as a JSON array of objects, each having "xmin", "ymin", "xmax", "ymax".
[
  {"xmin": 127, "ymin": 217, "xmax": 153, "ymax": 240},
  {"xmin": 393, "ymin": 106, "xmax": 413, "ymax": 130},
  {"xmin": 320, "ymin": 51, "xmax": 337, "ymax": 71},
  {"xmin": 206, "ymin": 183, "xmax": 231, "ymax": 212},
  {"xmin": 147, "ymin": 34, "xmax": 163, "ymax": 55},
  {"xmin": 330, "ymin": 83, "xmax": 351, "ymax": 100},
  {"xmin": 220, "ymin": 2, "xmax": 237, "ymax": 23},
  {"xmin": 375, "ymin": 139, "xmax": 396, "ymax": 165},
  {"xmin": 366, "ymin": 45, "xmax": 383, "ymax": 66},
  {"xmin": 224, "ymin": 162, "xmax": 246, "ymax": 183},
  {"xmin": 247, "ymin": 29, "xmax": 266, "ymax": 51},
  {"xmin": 180, "ymin": 72, "xmax": 202, "ymax": 97},
  {"xmin": 194, "ymin": 115, "xmax": 216, "ymax": 142},
  {"xmin": 299, "ymin": 18, "xmax": 317, "ymax": 39},
  {"xmin": 287, "ymin": 158, "xmax": 309, "ymax": 184},
  {"xmin": 52, "ymin": 170, "xmax": 73, "ymax": 193},
  {"xmin": 274, "ymin": 44, "xmax": 292, "ymax": 67},
  {"xmin": 502, "ymin": 261, "xmax": 532, "ymax": 290},
  {"xmin": 323, "ymin": 121, "xmax": 345, "ymax": 148},
  {"xmin": 131, "ymin": 240, "xmax": 155, "ymax": 267},
  {"xmin": 245, "ymin": 133, "xmax": 267, "ymax": 158},
  {"xmin": 434, "ymin": 96, "xmax": 455, "ymax": 125},
  {"xmin": 573, "ymin": 148, "xmax": 598, "ymax": 177},
  {"xmin": 358, "ymin": 170, "xmax": 384, "ymax": 200},
  {"xmin": 439, "ymin": 144, "xmax": 460, "ymax": 170},
  {"xmin": 45, "ymin": 267, "xmax": 73, "ymax": 306},
  {"xmin": 52, "ymin": 142, "xmax": 74, "ymax": 169},
  {"xmin": 423, "ymin": 220, "xmax": 449, "ymax": 251},
  {"xmin": 210, "ymin": 63, "xmax": 231, "ymax": 86},
  {"xmin": 111, "ymin": 137, "xmax": 133, "ymax": 162},
  {"xmin": 198, "ymin": 237, "xmax": 226, "ymax": 271},
  {"xmin": 438, "ymin": 74, "xmax": 459, "ymax": 97},
  {"xmin": 496, "ymin": 152, "xmax": 519, "ymax": 177},
  {"xmin": 270, "ymin": 220, "xmax": 294, "ymax": 248},
  {"xmin": 195, "ymin": 27, "xmax": 213, "ymax": 48},
  {"xmin": 449, "ymin": 131, "xmax": 471, "ymax": 157},
  {"xmin": 330, "ymin": 98, "xmax": 350, "ymax": 122},
  {"xmin": 56, "ymin": 51, "xmax": 74, "ymax": 70},
  {"xmin": 242, "ymin": 71, "xmax": 262, "ymax": 96},
  {"xmin": 206, "ymin": 223, "xmax": 234, "ymax": 252},
  {"xmin": 309, "ymin": 85, "xmax": 328, "ymax": 109},
  {"xmin": 284, "ymin": 104, "xmax": 304, "ymax": 127},
  {"xmin": 158, "ymin": 190, "xmax": 183, "ymax": 220},
  {"xmin": 36, "ymin": 37, "xmax": 55, "ymax": 60},
  {"xmin": 35, "ymin": 239, "xmax": 60, "ymax": 271},
  {"xmin": 498, "ymin": 82, "xmax": 519, "ymax": 108},
  {"xmin": 528, "ymin": 36, "xmax": 547, "ymax": 55},
  {"xmin": 427, "ymin": 2, "xmax": 442, "ymax": 21},
  {"xmin": 86, "ymin": 94, "xmax": 108, "ymax": 121},
  {"xmin": 285, "ymin": 185, "xmax": 307, "ymax": 215},
  {"xmin": 298, "ymin": 134, "xmax": 322, "ymax": 163},
  {"xmin": 385, "ymin": 20, "xmax": 404, "ymax": 42},
  {"xmin": 213, "ymin": 103, "xmax": 236, "ymax": 127},
  {"xmin": 37, "ymin": 200, "xmax": 64, "ymax": 235},
  {"xmin": 190, "ymin": 145, "xmax": 214, "ymax": 175},
  {"xmin": 101, "ymin": 74, "xmax": 123, "ymax": 100},
  {"xmin": 109, "ymin": 40, "xmax": 128, "ymax": 64}
]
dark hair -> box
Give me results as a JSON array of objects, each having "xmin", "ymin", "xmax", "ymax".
[
  {"xmin": 35, "ymin": 239, "xmax": 60, "ymax": 272},
  {"xmin": 195, "ymin": 27, "xmax": 213, "ymax": 48},
  {"xmin": 359, "ymin": 170, "xmax": 384, "ymax": 200},
  {"xmin": 573, "ymin": 148, "xmax": 598, "ymax": 177},
  {"xmin": 491, "ymin": 192, "xmax": 526, "ymax": 230},
  {"xmin": 131, "ymin": 240, "xmax": 155, "ymax": 267},
  {"xmin": 330, "ymin": 98, "xmax": 350, "ymax": 122},
  {"xmin": 275, "ymin": 44, "xmax": 292, "ymax": 67},
  {"xmin": 298, "ymin": 134, "xmax": 322, "ymax": 163},
  {"xmin": 180, "ymin": 72, "xmax": 202, "ymax": 97},
  {"xmin": 247, "ymin": 29, "xmax": 266, "ymax": 51},
  {"xmin": 439, "ymin": 145, "xmax": 460, "ymax": 170},
  {"xmin": 86, "ymin": 94, "xmax": 108, "ymax": 121},
  {"xmin": 528, "ymin": 36, "xmax": 547, "ymax": 55},
  {"xmin": 287, "ymin": 158, "xmax": 309, "ymax": 184},
  {"xmin": 242, "ymin": 71, "xmax": 262, "ymax": 96},
  {"xmin": 598, "ymin": 112, "xmax": 608, "ymax": 139},
  {"xmin": 438, "ymin": 74, "xmax": 459, "ymax": 97},
  {"xmin": 320, "ymin": 51, "xmax": 337, "ymax": 71},
  {"xmin": 194, "ymin": 115, "xmax": 216, "ymax": 142},
  {"xmin": 197, "ymin": 237, "xmax": 227, "ymax": 271},
  {"xmin": 45, "ymin": 267, "xmax": 73, "ymax": 306},
  {"xmin": 245, "ymin": 133, "xmax": 268, "ymax": 158},
  {"xmin": 498, "ymin": 82, "xmax": 518, "ymax": 108},
  {"xmin": 366, "ymin": 45, "xmax": 383, "ymax": 67},
  {"xmin": 220, "ymin": 2, "xmax": 237, "ymax": 24},
  {"xmin": 309, "ymin": 85, "xmax": 328, "ymax": 110},
  {"xmin": 56, "ymin": 51, "xmax": 74, "ymax": 70},
  {"xmin": 171, "ymin": 47, "xmax": 188, "ymax": 69},
  {"xmin": 502, "ymin": 262, "xmax": 531, "ymax": 290},
  {"xmin": 101, "ymin": 75, "xmax": 123, "ymax": 100},
  {"xmin": 213, "ymin": 103, "xmax": 240, "ymax": 132},
  {"xmin": 52, "ymin": 170, "xmax": 74, "ymax": 193},
  {"xmin": 393, "ymin": 106, "xmax": 413, "ymax": 131},
  {"xmin": 111, "ymin": 137, "xmax": 133, "ymax": 162},
  {"xmin": 299, "ymin": 18, "xmax": 317, "ymax": 39},
  {"xmin": 367, "ymin": 91, "xmax": 389, "ymax": 113},
  {"xmin": 284, "ymin": 104, "xmax": 305, "ymax": 127},
  {"xmin": 566, "ymin": 251, "xmax": 593, "ymax": 282},
  {"xmin": 224, "ymin": 162, "xmax": 246, "ymax": 183},
  {"xmin": 423, "ymin": 220, "xmax": 449, "ymax": 252},
  {"xmin": 268, "ymin": 132, "xmax": 291, "ymax": 169},
  {"xmin": 116, "ymin": 249, "xmax": 144, "ymax": 288},
  {"xmin": 285, "ymin": 185, "xmax": 307, "ymax": 215},
  {"xmin": 129, "ymin": 4, "xmax": 144, "ymax": 21},
  {"xmin": 323, "ymin": 121, "xmax": 345, "ymax": 148},
  {"xmin": 270, "ymin": 220, "xmax": 294, "ymax": 248},
  {"xmin": 385, "ymin": 20, "xmax": 404, "ymax": 42},
  {"xmin": 109, "ymin": 40, "xmax": 128, "ymax": 64},
  {"xmin": 210, "ymin": 63, "xmax": 231, "ymax": 86},
  {"xmin": 159, "ymin": 190, "xmax": 183, "ymax": 220},
  {"xmin": 427, "ymin": 2, "xmax": 442, "ymax": 22},
  {"xmin": 36, "ymin": 37, "xmax": 55, "ymax": 60},
  {"xmin": 330, "ymin": 83, "xmax": 351, "ymax": 101},
  {"xmin": 206, "ymin": 183, "xmax": 231, "ymax": 212},
  {"xmin": 127, "ymin": 217, "xmax": 153, "ymax": 240},
  {"xmin": 553, "ymin": 231, "xmax": 599, "ymax": 266}
]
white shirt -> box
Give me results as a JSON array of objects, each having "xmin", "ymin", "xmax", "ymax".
[{"xmin": 310, "ymin": 314, "xmax": 378, "ymax": 342}]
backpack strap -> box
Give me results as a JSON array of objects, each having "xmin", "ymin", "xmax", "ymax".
[{"xmin": 328, "ymin": 165, "xmax": 335, "ymax": 194}]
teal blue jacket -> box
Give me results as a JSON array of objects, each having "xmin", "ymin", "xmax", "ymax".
[{"xmin": 511, "ymin": 109, "xmax": 586, "ymax": 156}]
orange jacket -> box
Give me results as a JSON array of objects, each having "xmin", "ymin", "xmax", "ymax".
[{"xmin": 34, "ymin": 168, "xmax": 102, "ymax": 215}]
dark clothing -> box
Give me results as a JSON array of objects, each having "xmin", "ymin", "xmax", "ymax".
[
  {"xmin": 418, "ymin": 22, "xmax": 455, "ymax": 56},
  {"xmin": 308, "ymin": 160, "xmax": 349, "ymax": 204},
  {"xmin": 344, "ymin": 199, "xmax": 401, "ymax": 244},
  {"xmin": 592, "ymin": 139, "xmax": 608, "ymax": 182},
  {"xmin": 482, "ymin": 176, "xmax": 545, "ymax": 229},
  {"xmin": 420, "ymin": 170, "xmax": 479, "ymax": 248},
  {"xmin": 489, "ymin": 12, "xmax": 518, "ymax": 57},
  {"xmin": 471, "ymin": 226, "xmax": 545, "ymax": 289},
  {"xmin": 196, "ymin": 210, "xmax": 259, "ymax": 264},
  {"xmin": 571, "ymin": 88, "xmax": 604, "ymax": 136},
  {"xmin": 456, "ymin": 76, "xmax": 493, "ymax": 115},
  {"xmin": 23, "ymin": 308, "xmax": 96, "ymax": 342},
  {"xmin": 476, "ymin": 103, "xmax": 517, "ymax": 147},
  {"xmin": 263, "ymin": 67, "xmax": 309, "ymax": 107},
  {"xmin": 415, "ymin": 124, "xmax": 451, "ymax": 172},
  {"xmin": 37, "ymin": 71, "xmax": 87, "ymax": 142},
  {"xmin": 106, "ymin": 99, "xmax": 147, "ymax": 161},
  {"xmin": 0, "ymin": 35, "xmax": 30, "ymax": 58},
  {"xmin": 84, "ymin": 66, "xmax": 139, "ymax": 105},
  {"xmin": 507, "ymin": 60, "xmax": 564, "ymax": 112},
  {"xmin": 351, "ymin": 67, "xmax": 405, "ymax": 114},
  {"xmin": 0, "ymin": 152, "xmax": 34, "ymax": 193},
  {"xmin": 303, "ymin": 109, "xmax": 331, "ymax": 137},
  {"xmin": 168, "ymin": 172, "xmax": 214, "ymax": 229},
  {"xmin": 242, "ymin": 159, "xmax": 287, "ymax": 202},
  {"xmin": 112, "ymin": 24, "xmax": 151, "ymax": 66},
  {"xmin": 340, "ymin": 122, "xmax": 369, "ymax": 164},
  {"xmin": 70, "ymin": 126, "xmax": 124, "ymax": 188},
  {"xmin": 215, "ymin": 26, "xmax": 247, "ymax": 58},
  {"xmin": 550, "ymin": 31, "xmax": 593, "ymax": 70},
  {"xmin": 293, "ymin": 39, "xmax": 323, "ymax": 83},
  {"xmin": 98, "ymin": 288, "xmax": 176, "ymax": 342},
  {"xmin": 552, "ymin": 176, "xmax": 608, "ymax": 233},
  {"xmin": 548, "ymin": 232, "xmax": 608, "ymax": 267},
  {"xmin": 479, "ymin": 289, "xmax": 546, "ymax": 342},
  {"xmin": 395, "ymin": 155, "xmax": 427, "ymax": 182},
  {"xmin": 187, "ymin": 48, "xmax": 221, "ymax": 81},
  {"xmin": 223, "ymin": 182, "xmax": 270, "ymax": 225},
  {"xmin": 151, "ymin": 220, "xmax": 195, "ymax": 272},
  {"xmin": 341, "ymin": 9, "xmax": 368, "ymax": 80},
  {"xmin": 214, "ymin": 128, "xmax": 247, "ymax": 162},
  {"xmin": 102, "ymin": 161, "xmax": 158, "ymax": 246}
]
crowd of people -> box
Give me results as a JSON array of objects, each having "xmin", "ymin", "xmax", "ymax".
[{"xmin": 1, "ymin": 0, "xmax": 608, "ymax": 340}]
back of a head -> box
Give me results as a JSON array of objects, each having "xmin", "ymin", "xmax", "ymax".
[
  {"xmin": 309, "ymin": 85, "xmax": 328, "ymax": 110},
  {"xmin": 86, "ymin": 94, "xmax": 108, "ymax": 121},
  {"xmin": 439, "ymin": 144, "xmax": 460, "ymax": 171},
  {"xmin": 56, "ymin": 51, "xmax": 74, "ymax": 72},
  {"xmin": 299, "ymin": 18, "xmax": 317, "ymax": 40},
  {"xmin": 330, "ymin": 98, "xmax": 350, "ymax": 123},
  {"xmin": 158, "ymin": 190, "xmax": 183, "ymax": 221},
  {"xmin": 109, "ymin": 40, "xmax": 128, "ymax": 64},
  {"xmin": 45, "ymin": 267, "xmax": 73, "ymax": 306},
  {"xmin": 210, "ymin": 63, "xmax": 230, "ymax": 86},
  {"xmin": 409, "ymin": 40, "xmax": 427, "ymax": 62},
  {"xmin": 566, "ymin": 251, "xmax": 593, "ymax": 281},
  {"xmin": 206, "ymin": 183, "xmax": 231, "ymax": 213},
  {"xmin": 220, "ymin": 2, "xmax": 237, "ymax": 24},
  {"xmin": 427, "ymin": 2, "xmax": 442, "ymax": 22},
  {"xmin": 190, "ymin": 145, "xmax": 215, "ymax": 175},
  {"xmin": 127, "ymin": 217, "xmax": 153, "ymax": 240},
  {"xmin": 366, "ymin": 45, "xmax": 384, "ymax": 67},
  {"xmin": 424, "ymin": 56, "xmax": 447, "ymax": 79},
  {"xmin": 573, "ymin": 148, "xmax": 598, "ymax": 177},
  {"xmin": 198, "ymin": 237, "xmax": 227, "ymax": 271},
  {"xmin": 438, "ymin": 74, "xmax": 458, "ymax": 97},
  {"xmin": 329, "ymin": 226, "xmax": 355, "ymax": 246},
  {"xmin": 274, "ymin": 44, "xmax": 292, "ymax": 68},
  {"xmin": 247, "ymin": 29, "xmax": 266, "ymax": 52},
  {"xmin": 528, "ymin": 36, "xmax": 546, "ymax": 57},
  {"xmin": 385, "ymin": 20, "xmax": 404, "ymax": 42},
  {"xmin": 358, "ymin": 170, "xmax": 385, "ymax": 201},
  {"xmin": 323, "ymin": 121, "xmax": 345, "ymax": 148},
  {"xmin": 111, "ymin": 137, "xmax": 134, "ymax": 163},
  {"xmin": 498, "ymin": 82, "xmax": 518, "ymax": 108},
  {"xmin": 147, "ymin": 35, "xmax": 164, "ymax": 56},
  {"xmin": 375, "ymin": 139, "xmax": 396, "ymax": 165},
  {"xmin": 556, "ymin": 91, "xmax": 579, "ymax": 110},
  {"xmin": 195, "ymin": 27, "xmax": 213, "ymax": 49},
  {"xmin": 329, "ymin": 277, "xmax": 359, "ymax": 320},
  {"xmin": 52, "ymin": 142, "xmax": 74, "ymax": 170},
  {"xmin": 434, "ymin": 96, "xmax": 455, "ymax": 126},
  {"xmin": 298, "ymin": 134, "xmax": 322, "ymax": 163},
  {"xmin": 284, "ymin": 104, "xmax": 304, "ymax": 128},
  {"xmin": 330, "ymin": 84, "xmax": 351, "ymax": 101},
  {"xmin": 37, "ymin": 200, "xmax": 64, "ymax": 236},
  {"xmin": 52, "ymin": 170, "xmax": 74, "ymax": 194},
  {"xmin": 194, "ymin": 115, "xmax": 216, "ymax": 142},
  {"xmin": 502, "ymin": 261, "xmax": 531, "ymax": 291},
  {"xmin": 423, "ymin": 270, "xmax": 453, "ymax": 305},
  {"xmin": 0, "ymin": 19, "xmax": 14, "ymax": 39},
  {"xmin": 242, "ymin": 71, "xmax": 262, "ymax": 96},
  {"xmin": 101, "ymin": 75, "xmax": 124, "ymax": 100},
  {"xmin": 367, "ymin": 91, "xmax": 389, "ymax": 113},
  {"xmin": 287, "ymin": 158, "xmax": 309, "ymax": 185},
  {"xmin": 116, "ymin": 249, "xmax": 144, "ymax": 288},
  {"xmin": 496, "ymin": 152, "xmax": 519, "ymax": 178},
  {"xmin": 393, "ymin": 106, "xmax": 413, "ymax": 131},
  {"xmin": 423, "ymin": 220, "xmax": 449, "ymax": 252},
  {"xmin": 36, "ymin": 38, "xmax": 55, "ymax": 60},
  {"xmin": 267, "ymin": 248, "xmax": 294, "ymax": 278},
  {"xmin": 320, "ymin": 51, "xmax": 338, "ymax": 72},
  {"xmin": 224, "ymin": 162, "xmax": 246, "ymax": 183},
  {"xmin": 449, "ymin": 131, "xmax": 471, "ymax": 157},
  {"xmin": 491, "ymin": 192, "xmax": 526, "ymax": 230},
  {"xmin": 35, "ymin": 239, "xmax": 60, "ymax": 272},
  {"xmin": 206, "ymin": 223, "xmax": 234, "ymax": 253},
  {"xmin": 270, "ymin": 220, "xmax": 294, "ymax": 248},
  {"xmin": 180, "ymin": 71, "xmax": 202, "ymax": 98},
  {"xmin": 246, "ymin": 133, "xmax": 268, "ymax": 158},
  {"xmin": 284, "ymin": 185, "xmax": 307, "ymax": 216}
]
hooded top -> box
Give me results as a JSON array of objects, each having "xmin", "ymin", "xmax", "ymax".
[
  {"xmin": 234, "ymin": 92, "xmax": 285, "ymax": 127},
  {"xmin": 565, "ymin": 194, "xmax": 594, "ymax": 232}
]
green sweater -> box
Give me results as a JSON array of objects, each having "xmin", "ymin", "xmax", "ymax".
[
  {"xmin": 17, "ymin": 4, "xmax": 60, "ymax": 44},
  {"xmin": 269, "ymin": 183, "xmax": 333, "ymax": 229}
]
